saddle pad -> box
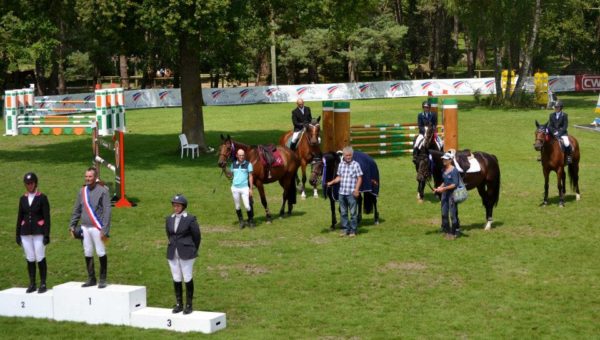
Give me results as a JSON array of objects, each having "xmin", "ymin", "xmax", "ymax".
[
  {"xmin": 453, "ymin": 157, "xmax": 480, "ymax": 173},
  {"xmin": 261, "ymin": 149, "xmax": 284, "ymax": 167}
]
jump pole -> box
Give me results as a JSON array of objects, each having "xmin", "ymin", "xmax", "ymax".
[
  {"xmin": 442, "ymin": 98, "xmax": 458, "ymax": 151},
  {"xmin": 322, "ymin": 101, "xmax": 335, "ymax": 153}
]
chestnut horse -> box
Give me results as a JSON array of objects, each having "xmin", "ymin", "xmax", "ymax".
[
  {"xmin": 279, "ymin": 117, "xmax": 322, "ymax": 199},
  {"xmin": 533, "ymin": 121, "xmax": 580, "ymax": 207},
  {"xmin": 419, "ymin": 149, "xmax": 501, "ymax": 230},
  {"xmin": 217, "ymin": 134, "xmax": 299, "ymax": 223}
]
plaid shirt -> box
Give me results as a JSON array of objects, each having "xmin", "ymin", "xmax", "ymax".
[{"xmin": 337, "ymin": 160, "xmax": 363, "ymax": 195}]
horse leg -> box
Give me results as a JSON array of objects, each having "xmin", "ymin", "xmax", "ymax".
[
  {"xmin": 329, "ymin": 197, "xmax": 337, "ymax": 230},
  {"xmin": 417, "ymin": 180, "xmax": 425, "ymax": 202},
  {"xmin": 477, "ymin": 184, "xmax": 493, "ymax": 230},
  {"xmin": 542, "ymin": 168, "xmax": 550, "ymax": 206},
  {"xmin": 257, "ymin": 184, "xmax": 272, "ymax": 223},
  {"xmin": 373, "ymin": 196, "xmax": 379, "ymax": 225},
  {"xmin": 300, "ymin": 163, "xmax": 307, "ymax": 199},
  {"xmin": 557, "ymin": 168, "xmax": 565, "ymax": 207}
]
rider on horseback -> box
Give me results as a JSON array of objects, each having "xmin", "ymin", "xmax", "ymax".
[
  {"xmin": 412, "ymin": 100, "xmax": 443, "ymax": 163},
  {"xmin": 547, "ymin": 100, "xmax": 572, "ymax": 164},
  {"xmin": 290, "ymin": 99, "xmax": 312, "ymax": 150}
]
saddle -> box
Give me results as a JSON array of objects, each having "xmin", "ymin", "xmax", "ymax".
[
  {"xmin": 258, "ymin": 144, "xmax": 284, "ymax": 168},
  {"xmin": 450, "ymin": 149, "xmax": 473, "ymax": 173}
]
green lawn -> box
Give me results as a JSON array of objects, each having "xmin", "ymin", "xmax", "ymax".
[{"xmin": 1, "ymin": 94, "xmax": 599, "ymax": 338}]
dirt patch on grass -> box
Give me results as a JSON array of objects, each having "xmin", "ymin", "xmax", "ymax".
[
  {"xmin": 218, "ymin": 239, "xmax": 272, "ymax": 248},
  {"xmin": 380, "ymin": 261, "xmax": 428, "ymax": 272},
  {"xmin": 206, "ymin": 264, "xmax": 270, "ymax": 278},
  {"xmin": 310, "ymin": 236, "xmax": 331, "ymax": 245}
]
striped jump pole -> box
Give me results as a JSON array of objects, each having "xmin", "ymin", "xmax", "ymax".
[
  {"xmin": 322, "ymin": 101, "xmax": 335, "ymax": 153},
  {"xmin": 334, "ymin": 102, "xmax": 351, "ymax": 150}
]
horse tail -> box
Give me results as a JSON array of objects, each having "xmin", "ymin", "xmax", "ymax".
[
  {"xmin": 567, "ymin": 161, "xmax": 578, "ymax": 191},
  {"xmin": 287, "ymin": 174, "xmax": 297, "ymax": 205},
  {"xmin": 488, "ymin": 154, "xmax": 501, "ymax": 207}
]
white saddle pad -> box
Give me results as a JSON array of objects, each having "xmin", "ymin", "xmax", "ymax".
[{"xmin": 453, "ymin": 157, "xmax": 481, "ymax": 173}]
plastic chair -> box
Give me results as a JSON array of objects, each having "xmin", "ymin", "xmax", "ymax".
[{"xmin": 179, "ymin": 134, "xmax": 199, "ymax": 159}]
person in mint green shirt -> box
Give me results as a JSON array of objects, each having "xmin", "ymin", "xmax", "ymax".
[{"xmin": 225, "ymin": 149, "xmax": 254, "ymax": 228}]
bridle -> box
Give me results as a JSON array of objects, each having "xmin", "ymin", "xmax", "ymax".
[{"xmin": 304, "ymin": 122, "xmax": 321, "ymax": 146}]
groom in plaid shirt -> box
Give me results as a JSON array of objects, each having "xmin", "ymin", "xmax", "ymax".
[{"xmin": 326, "ymin": 146, "xmax": 363, "ymax": 237}]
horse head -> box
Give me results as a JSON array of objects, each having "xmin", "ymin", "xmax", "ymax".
[
  {"xmin": 415, "ymin": 152, "xmax": 431, "ymax": 182},
  {"xmin": 422, "ymin": 121, "xmax": 435, "ymax": 150},
  {"xmin": 217, "ymin": 134, "xmax": 234, "ymax": 168},
  {"xmin": 305, "ymin": 116, "xmax": 321, "ymax": 146},
  {"xmin": 309, "ymin": 156, "xmax": 324, "ymax": 187},
  {"xmin": 534, "ymin": 120, "xmax": 548, "ymax": 151}
]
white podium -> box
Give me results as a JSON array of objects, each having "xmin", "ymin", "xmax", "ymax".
[
  {"xmin": 130, "ymin": 307, "xmax": 226, "ymax": 334},
  {"xmin": 52, "ymin": 282, "xmax": 146, "ymax": 325},
  {"xmin": 0, "ymin": 288, "xmax": 54, "ymax": 319}
]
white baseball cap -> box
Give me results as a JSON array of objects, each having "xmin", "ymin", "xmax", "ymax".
[{"xmin": 441, "ymin": 152, "xmax": 453, "ymax": 160}]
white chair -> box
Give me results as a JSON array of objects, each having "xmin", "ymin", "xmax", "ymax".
[{"xmin": 178, "ymin": 134, "xmax": 199, "ymax": 159}]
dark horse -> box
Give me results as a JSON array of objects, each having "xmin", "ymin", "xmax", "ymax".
[
  {"xmin": 415, "ymin": 122, "xmax": 441, "ymax": 202},
  {"xmin": 217, "ymin": 134, "xmax": 300, "ymax": 223},
  {"xmin": 533, "ymin": 121, "xmax": 580, "ymax": 206},
  {"xmin": 309, "ymin": 151, "xmax": 380, "ymax": 230},
  {"xmin": 418, "ymin": 149, "xmax": 501, "ymax": 230},
  {"xmin": 279, "ymin": 117, "xmax": 322, "ymax": 199}
]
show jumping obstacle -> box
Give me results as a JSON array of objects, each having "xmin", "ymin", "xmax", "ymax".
[
  {"xmin": 4, "ymin": 87, "xmax": 133, "ymax": 208},
  {"xmin": 320, "ymin": 97, "xmax": 458, "ymax": 156}
]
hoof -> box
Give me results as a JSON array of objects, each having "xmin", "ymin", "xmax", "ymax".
[
  {"xmin": 484, "ymin": 221, "xmax": 492, "ymax": 230},
  {"xmin": 301, "ymin": 194, "xmax": 307, "ymax": 200},
  {"xmin": 542, "ymin": 201, "xmax": 548, "ymax": 206},
  {"xmin": 417, "ymin": 199, "xmax": 424, "ymax": 204},
  {"xmin": 416, "ymin": 193, "xmax": 421, "ymax": 199},
  {"xmin": 374, "ymin": 220, "xmax": 380, "ymax": 225},
  {"xmin": 576, "ymin": 194, "xmax": 581, "ymax": 201},
  {"xmin": 559, "ymin": 203, "xmax": 564, "ymax": 208}
]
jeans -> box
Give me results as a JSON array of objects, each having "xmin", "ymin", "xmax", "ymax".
[
  {"xmin": 441, "ymin": 192, "xmax": 460, "ymax": 234},
  {"xmin": 339, "ymin": 194, "xmax": 358, "ymax": 234}
]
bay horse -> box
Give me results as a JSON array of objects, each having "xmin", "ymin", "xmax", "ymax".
[
  {"xmin": 279, "ymin": 117, "xmax": 322, "ymax": 199},
  {"xmin": 415, "ymin": 122, "xmax": 441, "ymax": 202},
  {"xmin": 309, "ymin": 151, "xmax": 380, "ymax": 230},
  {"xmin": 533, "ymin": 121, "xmax": 580, "ymax": 206},
  {"xmin": 217, "ymin": 134, "xmax": 299, "ymax": 223},
  {"xmin": 419, "ymin": 149, "xmax": 501, "ymax": 230}
]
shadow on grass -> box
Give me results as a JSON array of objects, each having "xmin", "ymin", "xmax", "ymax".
[{"xmin": 0, "ymin": 129, "xmax": 290, "ymax": 171}]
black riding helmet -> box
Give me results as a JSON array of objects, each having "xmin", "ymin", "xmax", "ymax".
[
  {"xmin": 171, "ymin": 194, "xmax": 188, "ymax": 208},
  {"xmin": 23, "ymin": 172, "xmax": 38, "ymax": 184},
  {"xmin": 422, "ymin": 100, "xmax": 431, "ymax": 108},
  {"xmin": 554, "ymin": 100, "xmax": 563, "ymax": 109}
]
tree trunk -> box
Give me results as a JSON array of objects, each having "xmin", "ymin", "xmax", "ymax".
[
  {"xmin": 512, "ymin": 0, "xmax": 541, "ymax": 101},
  {"xmin": 179, "ymin": 36, "xmax": 206, "ymax": 150},
  {"xmin": 119, "ymin": 54, "xmax": 129, "ymax": 89},
  {"xmin": 494, "ymin": 44, "xmax": 503, "ymax": 100},
  {"xmin": 348, "ymin": 44, "xmax": 356, "ymax": 82},
  {"xmin": 57, "ymin": 19, "xmax": 66, "ymax": 94},
  {"xmin": 35, "ymin": 60, "xmax": 45, "ymax": 96},
  {"xmin": 465, "ymin": 35, "xmax": 475, "ymax": 77},
  {"xmin": 477, "ymin": 39, "xmax": 486, "ymax": 67},
  {"xmin": 393, "ymin": 0, "xmax": 403, "ymax": 24}
]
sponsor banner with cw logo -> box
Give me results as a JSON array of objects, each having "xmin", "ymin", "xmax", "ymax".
[{"xmin": 575, "ymin": 75, "xmax": 600, "ymax": 91}]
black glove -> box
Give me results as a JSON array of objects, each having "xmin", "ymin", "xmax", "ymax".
[
  {"xmin": 16, "ymin": 235, "xmax": 22, "ymax": 246},
  {"xmin": 43, "ymin": 236, "xmax": 50, "ymax": 245}
]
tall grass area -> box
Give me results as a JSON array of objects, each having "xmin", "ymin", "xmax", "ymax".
[{"xmin": 1, "ymin": 94, "xmax": 599, "ymax": 338}]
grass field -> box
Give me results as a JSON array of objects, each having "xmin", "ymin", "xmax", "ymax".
[{"xmin": 1, "ymin": 94, "xmax": 599, "ymax": 338}]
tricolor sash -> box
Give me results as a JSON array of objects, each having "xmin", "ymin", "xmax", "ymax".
[{"xmin": 82, "ymin": 186, "xmax": 103, "ymax": 231}]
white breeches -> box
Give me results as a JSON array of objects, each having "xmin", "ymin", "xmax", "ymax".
[
  {"xmin": 560, "ymin": 135, "xmax": 570, "ymax": 147},
  {"xmin": 414, "ymin": 134, "xmax": 443, "ymax": 150},
  {"xmin": 82, "ymin": 226, "xmax": 106, "ymax": 257},
  {"xmin": 21, "ymin": 235, "xmax": 45, "ymax": 262},
  {"xmin": 168, "ymin": 257, "xmax": 195, "ymax": 283},
  {"xmin": 231, "ymin": 186, "xmax": 251, "ymax": 211},
  {"xmin": 292, "ymin": 131, "xmax": 301, "ymax": 143}
]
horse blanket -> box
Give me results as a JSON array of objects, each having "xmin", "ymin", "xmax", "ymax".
[{"xmin": 321, "ymin": 151, "xmax": 380, "ymax": 201}]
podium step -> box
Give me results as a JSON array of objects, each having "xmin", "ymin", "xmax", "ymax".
[
  {"xmin": 130, "ymin": 307, "xmax": 226, "ymax": 334},
  {"xmin": 52, "ymin": 281, "xmax": 146, "ymax": 325},
  {"xmin": 0, "ymin": 287, "xmax": 54, "ymax": 319}
]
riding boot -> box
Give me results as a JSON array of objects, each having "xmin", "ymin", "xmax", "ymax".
[
  {"xmin": 98, "ymin": 255, "xmax": 107, "ymax": 288},
  {"xmin": 183, "ymin": 280, "xmax": 194, "ymax": 315},
  {"xmin": 247, "ymin": 209, "xmax": 255, "ymax": 228},
  {"xmin": 412, "ymin": 148, "xmax": 418, "ymax": 165},
  {"xmin": 236, "ymin": 209, "xmax": 246, "ymax": 229},
  {"xmin": 26, "ymin": 261, "xmax": 37, "ymax": 293},
  {"xmin": 37, "ymin": 258, "xmax": 47, "ymax": 293},
  {"xmin": 82, "ymin": 256, "xmax": 97, "ymax": 287},
  {"xmin": 565, "ymin": 145, "xmax": 572, "ymax": 164},
  {"xmin": 172, "ymin": 281, "xmax": 183, "ymax": 313},
  {"xmin": 290, "ymin": 141, "xmax": 297, "ymax": 151}
]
